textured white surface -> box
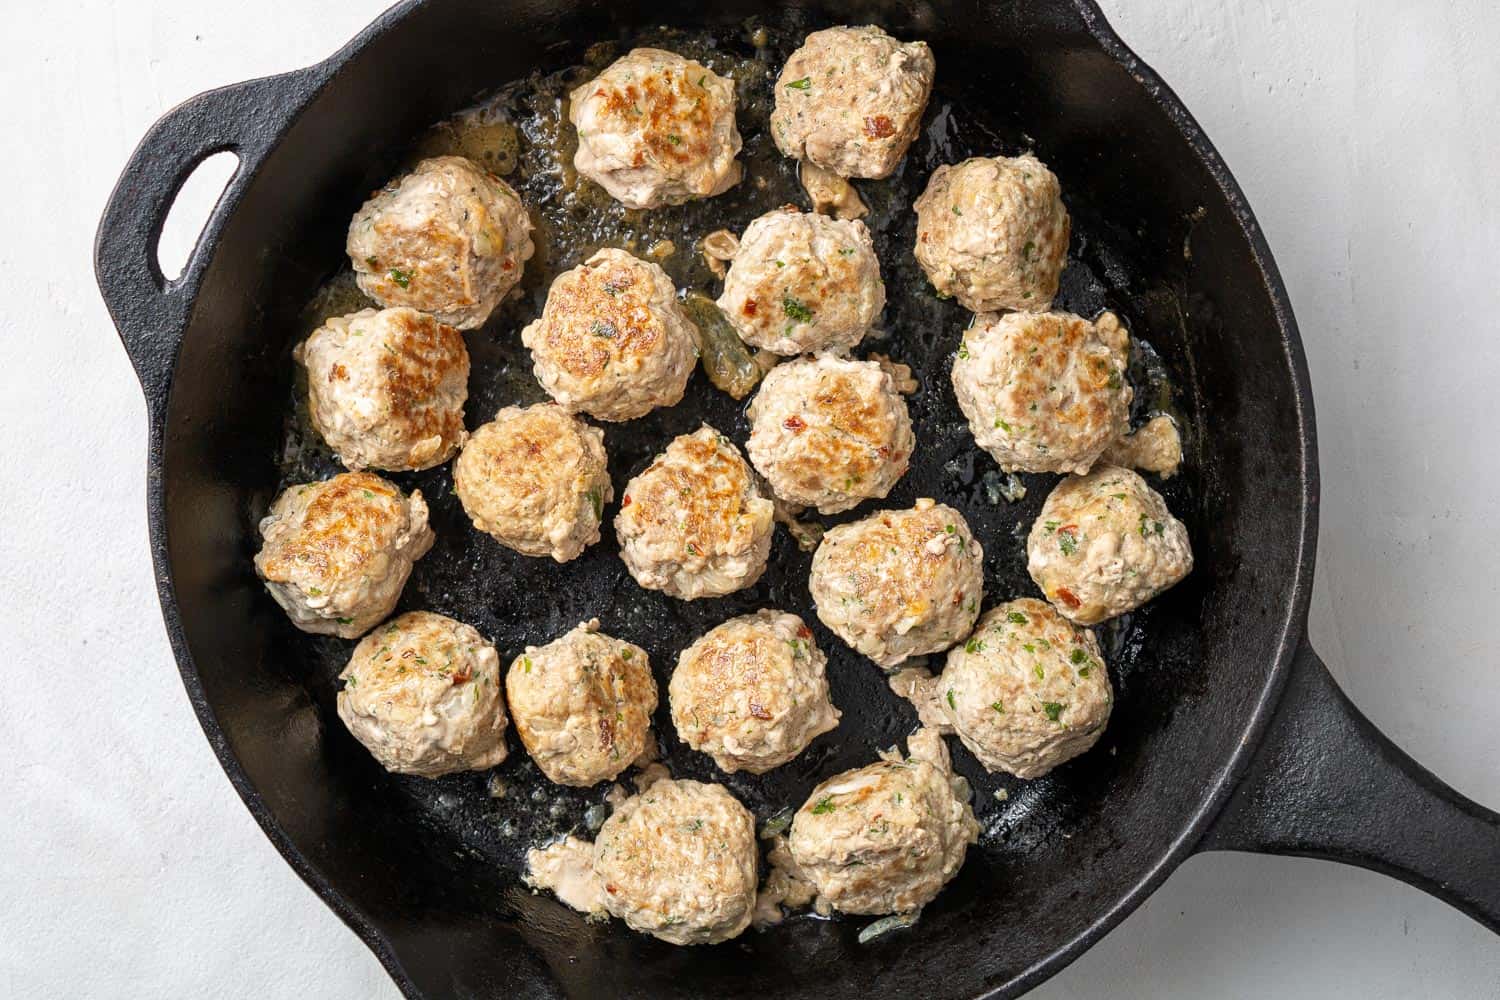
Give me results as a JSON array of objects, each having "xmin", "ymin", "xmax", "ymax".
[{"xmin": 1, "ymin": 0, "xmax": 1497, "ymax": 996}]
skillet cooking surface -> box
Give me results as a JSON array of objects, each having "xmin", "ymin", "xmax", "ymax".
[
  {"xmin": 140, "ymin": 2, "xmax": 1316, "ymax": 996},
  {"xmin": 275, "ymin": 18, "xmax": 1198, "ymax": 906}
]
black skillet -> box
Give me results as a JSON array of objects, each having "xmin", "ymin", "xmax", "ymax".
[{"xmin": 94, "ymin": 1, "xmax": 1500, "ymax": 996}]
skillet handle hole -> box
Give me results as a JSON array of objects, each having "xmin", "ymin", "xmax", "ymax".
[{"xmin": 156, "ymin": 149, "xmax": 240, "ymax": 283}]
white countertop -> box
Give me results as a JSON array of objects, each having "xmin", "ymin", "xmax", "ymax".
[{"xmin": 2, "ymin": 0, "xmax": 1498, "ymax": 995}]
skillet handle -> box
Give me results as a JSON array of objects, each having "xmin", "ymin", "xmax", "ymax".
[
  {"xmin": 94, "ymin": 68, "xmax": 319, "ymax": 412},
  {"xmin": 1199, "ymin": 641, "xmax": 1500, "ymax": 931}
]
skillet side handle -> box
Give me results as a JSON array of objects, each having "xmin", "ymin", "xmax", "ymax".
[
  {"xmin": 94, "ymin": 69, "xmax": 318, "ymax": 412},
  {"xmin": 1200, "ymin": 641, "xmax": 1500, "ymax": 931}
]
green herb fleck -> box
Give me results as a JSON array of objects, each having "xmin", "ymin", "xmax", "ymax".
[
  {"xmin": 957, "ymin": 341, "xmax": 970, "ymax": 360},
  {"xmin": 952, "ymin": 205, "xmax": 962, "ymax": 215},
  {"xmin": 387, "ymin": 268, "xmax": 412, "ymax": 289},
  {"xmin": 1022, "ymin": 240, "xmax": 1037, "ymax": 261},
  {"xmin": 965, "ymin": 637, "xmax": 985, "ymax": 654},
  {"xmin": 838, "ymin": 247, "xmax": 856, "ymax": 256},
  {"xmin": 307, "ymin": 587, "xmax": 322, "ymax": 597},
  {"xmin": 1043, "ymin": 701, "xmax": 1065, "ymax": 723},
  {"xmin": 785, "ymin": 77, "xmax": 812, "ymax": 91},
  {"xmin": 1108, "ymin": 372, "xmax": 1123, "ymax": 390},
  {"xmin": 586, "ymin": 487, "xmax": 604, "ymax": 521},
  {"xmin": 590, "ymin": 319, "xmax": 617, "ymax": 339},
  {"xmin": 1070, "ymin": 648, "xmax": 1088, "ymax": 665},
  {"xmin": 621, "ymin": 648, "xmax": 633, "ymax": 660},
  {"xmin": 811, "ymin": 796, "xmax": 836, "ymax": 815},
  {"xmin": 667, "ymin": 134, "xmax": 682, "ymax": 145},
  {"xmin": 991, "ymin": 701, "xmax": 1005, "ymax": 713},
  {"xmin": 1007, "ymin": 611, "xmax": 1028, "ymax": 624},
  {"xmin": 522, "ymin": 655, "xmax": 533, "ymax": 673},
  {"xmin": 1044, "ymin": 520, "xmax": 1060, "ymax": 533},
  {"xmin": 782, "ymin": 294, "xmax": 814, "ymax": 322},
  {"xmin": 1078, "ymin": 666, "xmax": 1092, "ymax": 678},
  {"xmin": 362, "ymin": 489, "xmax": 375, "ymax": 499},
  {"xmin": 345, "ymin": 674, "xmax": 357, "ymax": 687},
  {"xmin": 946, "ymin": 689, "xmax": 957, "ymax": 710},
  {"xmin": 1058, "ymin": 528, "xmax": 1079, "ymax": 556},
  {"xmin": 995, "ymin": 417, "xmax": 1013, "ymax": 433},
  {"xmin": 336, "ymin": 617, "xmax": 354, "ymax": 625},
  {"xmin": 1034, "ymin": 663, "xmax": 1045, "ymax": 681}
]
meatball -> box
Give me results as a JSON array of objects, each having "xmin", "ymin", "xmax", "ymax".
[
  {"xmin": 809, "ymin": 499, "xmax": 984, "ymax": 668},
  {"xmin": 336, "ymin": 611, "xmax": 508, "ymax": 778},
  {"xmin": 520, "ymin": 248, "xmax": 697, "ymax": 422},
  {"xmin": 787, "ymin": 728, "xmax": 977, "ymax": 916},
  {"xmin": 254, "ymin": 472, "xmax": 434, "ymax": 639},
  {"xmin": 1027, "ymin": 465, "xmax": 1193, "ymax": 624},
  {"xmin": 453, "ymin": 404, "xmax": 611, "ymax": 562},
  {"xmin": 913, "ymin": 154, "xmax": 1070, "ymax": 312},
  {"xmin": 296, "ymin": 307, "xmax": 468, "ymax": 472},
  {"xmin": 505, "ymin": 620, "xmax": 656, "ymax": 787},
  {"xmin": 569, "ymin": 48, "xmax": 743, "ymax": 210},
  {"xmin": 770, "ymin": 25, "xmax": 936, "ymax": 180},
  {"xmin": 615, "ymin": 426, "xmax": 776, "ymax": 600},
  {"xmin": 669, "ymin": 610, "xmax": 840, "ymax": 774},
  {"xmin": 596, "ymin": 779, "xmax": 759, "ymax": 944},
  {"xmin": 347, "ymin": 155, "xmax": 535, "ymax": 329},
  {"xmin": 952, "ymin": 311, "xmax": 1132, "ymax": 474},
  {"xmin": 746, "ymin": 355, "xmax": 913, "ymax": 514},
  {"xmin": 936, "ymin": 599, "xmax": 1112, "ymax": 777},
  {"xmin": 716, "ymin": 206, "xmax": 885, "ymax": 355}
]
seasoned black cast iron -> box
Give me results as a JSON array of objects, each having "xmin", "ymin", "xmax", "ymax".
[{"xmin": 95, "ymin": 1, "xmax": 1500, "ymax": 997}]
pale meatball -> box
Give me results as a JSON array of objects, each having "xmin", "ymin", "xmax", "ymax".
[
  {"xmin": 771, "ymin": 25, "xmax": 936, "ymax": 180},
  {"xmin": 746, "ymin": 355, "xmax": 913, "ymax": 514},
  {"xmin": 569, "ymin": 48, "xmax": 743, "ymax": 210},
  {"xmin": 937, "ymin": 599, "xmax": 1112, "ymax": 777},
  {"xmin": 716, "ymin": 207, "xmax": 885, "ymax": 355},
  {"xmin": 505, "ymin": 620, "xmax": 656, "ymax": 787},
  {"xmin": 952, "ymin": 311, "xmax": 1132, "ymax": 474},
  {"xmin": 787, "ymin": 728, "xmax": 977, "ymax": 916},
  {"xmin": 296, "ymin": 307, "xmax": 468, "ymax": 472},
  {"xmin": 254, "ymin": 472, "xmax": 433, "ymax": 639},
  {"xmin": 520, "ymin": 249, "xmax": 697, "ymax": 422},
  {"xmin": 669, "ymin": 610, "xmax": 840, "ymax": 774},
  {"xmin": 809, "ymin": 499, "xmax": 984, "ymax": 668},
  {"xmin": 615, "ymin": 426, "xmax": 775, "ymax": 600},
  {"xmin": 913, "ymin": 154, "xmax": 1070, "ymax": 312},
  {"xmin": 1027, "ymin": 465, "xmax": 1193, "ymax": 624},
  {"xmin": 347, "ymin": 155, "xmax": 534, "ymax": 329},
  {"xmin": 594, "ymin": 778, "xmax": 758, "ymax": 944},
  {"xmin": 336, "ymin": 611, "xmax": 508, "ymax": 778},
  {"xmin": 453, "ymin": 404, "xmax": 611, "ymax": 562}
]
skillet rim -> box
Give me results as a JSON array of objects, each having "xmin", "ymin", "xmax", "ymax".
[{"xmin": 118, "ymin": 1, "xmax": 1320, "ymax": 995}]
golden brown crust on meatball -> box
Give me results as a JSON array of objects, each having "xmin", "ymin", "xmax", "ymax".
[
  {"xmin": 336, "ymin": 611, "xmax": 508, "ymax": 777},
  {"xmin": 348, "ymin": 155, "xmax": 534, "ymax": 329},
  {"xmin": 296, "ymin": 307, "xmax": 469, "ymax": 472},
  {"xmin": 669, "ymin": 610, "xmax": 839, "ymax": 774},
  {"xmin": 615, "ymin": 426, "xmax": 775, "ymax": 600},
  {"xmin": 506, "ymin": 621, "xmax": 656, "ymax": 787},
  {"xmin": 570, "ymin": 48, "xmax": 743, "ymax": 210},
  {"xmin": 254, "ymin": 472, "xmax": 434, "ymax": 639},
  {"xmin": 809, "ymin": 499, "xmax": 985, "ymax": 668},
  {"xmin": 952, "ymin": 310, "xmax": 1132, "ymax": 474},
  {"xmin": 453, "ymin": 404, "xmax": 612, "ymax": 562},
  {"xmin": 521, "ymin": 249, "xmax": 697, "ymax": 422},
  {"xmin": 747, "ymin": 355, "xmax": 913, "ymax": 514}
]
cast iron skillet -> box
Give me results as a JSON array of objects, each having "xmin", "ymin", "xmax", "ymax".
[{"xmin": 95, "ymin": 1, "xmax": 1500, "ymax": 996}]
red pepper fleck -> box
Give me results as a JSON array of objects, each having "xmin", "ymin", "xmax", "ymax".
[
  {"xmin": 783, "ymin": 415, "xmax": 806, "ymax": 432},
  {"xmin": 864, "ymin": 114, "xmax": 896, "ymax": 139},
  {"xmin": 451, "ymin": 665, "xmax": 472, "ymax": 684},
  {"xmin": 743, "ymin": 298, "xmax": 758, "ymax": 317},
  {"xmin": 1055, "ymin": 587, "xmax": 1082, "ymax": 609},
  {"xmin": 621, "ymin": 495, "xmax": 632, "ymax": 508},
  {"xmin": 749, "ymin": 701, "xmax": 772, "ymax": 721},
  {"xmin": 796, "ymin": 625, "xmax": 812, "ymax": 639}
]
